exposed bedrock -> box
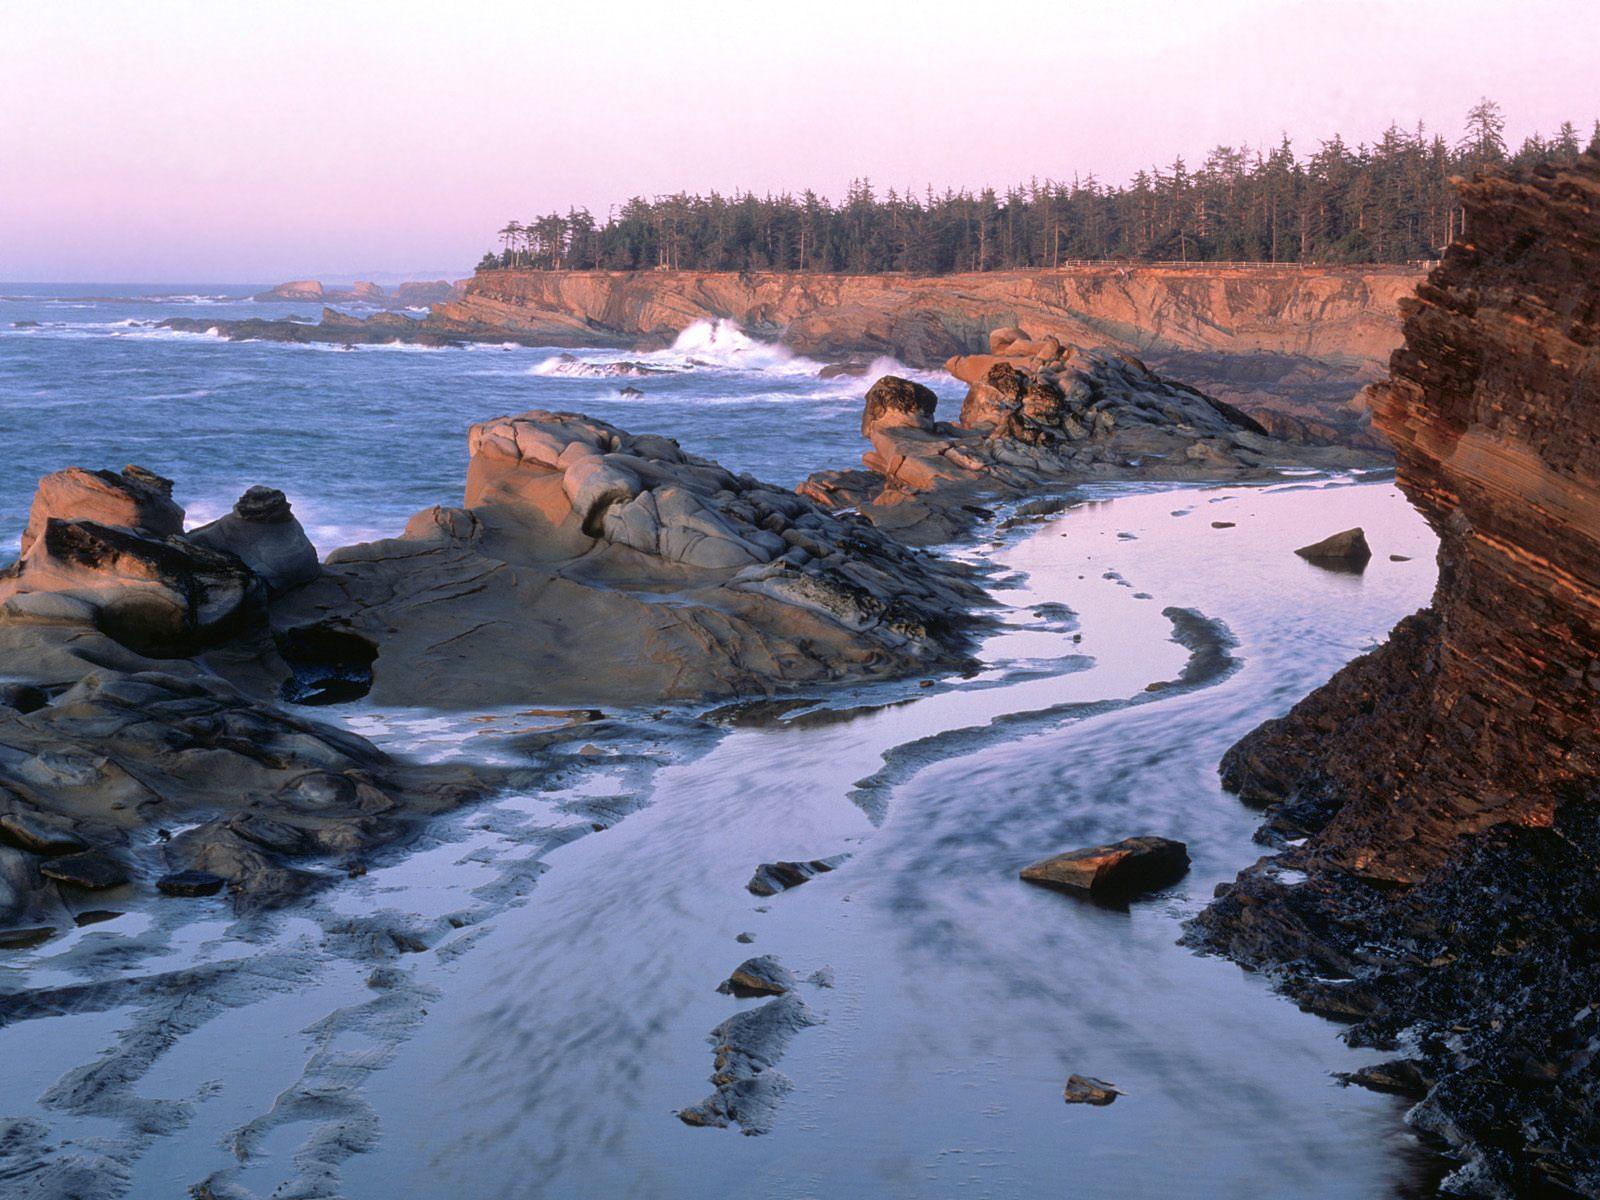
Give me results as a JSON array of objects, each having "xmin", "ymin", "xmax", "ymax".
[
  {"xmin": 274, "ymin": 410, "xmax": 984, "ymax": 707},
  {"xmin": 1192, "ymin": 153, "xmax": 1600, "ymax": 1196},
  {"xmin": 801, "ymin": 334, "xmax": 1381, "ymax": 543},
  {"xmin": 436, "ymin": 265, "xmax": 1416, "ymax": 372}
]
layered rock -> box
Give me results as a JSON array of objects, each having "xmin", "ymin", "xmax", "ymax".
[
  {"xmin": 1192, "ymin": 154, "xmax": 1600, "ymax": 1195},
  {"xmin": 801, "ymin": 333, "xmax": 1377, "ymax": 543},
  {"xmin": 0, "ymin": 475, "xmax": 322, "ymax": 658},
  {"xmin": 275, "ymin": 411, "xmax": 982, "ymax": 707}
]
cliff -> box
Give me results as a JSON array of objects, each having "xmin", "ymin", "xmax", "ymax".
[
  {"xmin": 1193, "ymin": 154, "xmax": 1600, "ymax": 1196},
  {"xmin": 437, "ymin": 263, "xmax": 1415, "ymax": 366},
  {"xmin": 433, "ymin": 264, "xmax": 1417, "ymax": 447}
]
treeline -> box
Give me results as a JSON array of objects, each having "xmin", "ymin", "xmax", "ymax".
[{"xmin": 479, "ymin": 101, "xmax": 1598, "ymax": 274}]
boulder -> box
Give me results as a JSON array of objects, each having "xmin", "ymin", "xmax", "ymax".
[
  {"xmin": 716, "ymin": 955, "xmax": 796, "ymax": 997},
  {"xmin": 20, "ymin": 465, "xmax": 183, "ymax": 557},
  {"xmin": 1294, "ymin": 527, "xmax": 1372, "ymax": 568},
  {"xmin": 1020, "ymin": 836, "xmax": 1189, "ymax": 898},
  {"xmin": 988, "ymin": 326, "xmax": 1030, "ymax": 354},
  {"xmin": 0, "ymin": 808, "xmax": 87, "ymax": 856},
  {"xmin": 1, "ymin": 517, "xmax": 257, "ymax": 656},
  {"xmin": 39, "ymin": 850, "xmax": 128, "ymax": 890},
  {"xmin": 860, "ymin": 375, "xmax": 937, "ymax": 436},
  {"xmin": 156, "ymin": 869, "xmax": 226, "ymax": 897},
  {"xmin": 1, "ymin": 518, "xmax": 256, "ymax": 656},
  {"xmin": 746, "ymin": 856, "xmax": 848, "ymax": 897},
  {"xmin": 188, "ymin": 486, "xmax": 320, "ymax": 594},
  {"xmin": 1063, "ymin": 1075, "xmax": 1122, "ymax": 1105}
]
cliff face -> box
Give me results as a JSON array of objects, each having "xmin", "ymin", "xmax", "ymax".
[
  {"xmin": 436, "ymin": 265, "xmax": 1418, "ymax": 370},
  {"xmin": 1195, "ymin": 154, "xmax": 1600, "ymax": 1196}
]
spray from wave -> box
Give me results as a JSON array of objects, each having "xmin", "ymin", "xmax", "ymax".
[{"xmin": 527, "ymin": 319, "xmax": 939, "ymax": 394}]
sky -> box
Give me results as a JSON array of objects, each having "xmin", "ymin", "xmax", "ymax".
[{"xmin": 2, "ymin": 0, "xmax": 1596, "ymax": 282}]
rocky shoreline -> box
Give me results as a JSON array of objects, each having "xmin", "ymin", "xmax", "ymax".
[
  {"xmin": 166, "ymin": 264, "xmax": 1415, "ymax": 451},
  {"xmin": 1191, "ymin": 153, "xmax": 1600, "ymax": 1196},
  {"xmin": 801, "ymin": 330, "xmax": 1385, "ymax": 543}
]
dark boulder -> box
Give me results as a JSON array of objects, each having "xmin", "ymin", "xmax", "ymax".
[
  {"xmin": 39, "ymin": 850, "xmax": 128, "ymax": 890},
  {"xmin": 188, "ymin": 485, "xmax": 320, "ymax": 595},
  {"xmin": 1294, "ymin": 527, "xmax": 1372, "ymax": 569}
]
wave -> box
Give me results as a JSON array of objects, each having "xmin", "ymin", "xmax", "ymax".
[{"xmin": 527, "ymin": 320, "xmax": 940, "ymax": 393}]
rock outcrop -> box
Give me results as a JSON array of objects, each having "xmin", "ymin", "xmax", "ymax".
[
  {"xmin": 265, "ymin": 412, "xmax": 981, "ymax": 708},
  {"xmin": 801, "ymin": 335, "xmax": 1380, "ymax": 543},
  {"xmin": 0, "ymin": 668, "xmax": 491, "ymax": 934},
  {"xmin": 251, "ymin": 279, "xmax": 458, "ymax": 307},
  {"xmin": 1191, "ymin": 154, "xmax": 1600, "ymax": 1196}
]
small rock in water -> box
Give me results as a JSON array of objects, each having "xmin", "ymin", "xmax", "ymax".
[
  {"xmin": 735, "ymin": 932, "xmax": 756, "ymax": 944},
  {"xmin": 39, "ymin": 850, "xmax": 128, "ymax": 890},
  {"xmin": 746, "ymin": 855, "xmax": 848, "ymax": 897},
  {"xmin": 1390, "ymin": 553, "xmax": 1412, "ymax": 562},
  {"xmin": 1294, "ymin": 527, "xmax": 1372, "ymax": 570},
  {"xmin": 157, "ymin": 870, "xmax": 226, "ymax": 897},
  {"xmin": 618, "ymin": 385, "xmax": 644, "ymax": 398},
  {"xmin": 1063, "ymin": 1074, "xmax": 1122, "ymax": 1105},
  {"xmin": 717, "ymin": 955, "xmax": 795, "ymax": 998},
  {"xmin": 1211, "ymin": 520, "xmax": 1236, "ymax": 529},
  {"xmin": 1020, "ymin": 836, "xmax": 1189, "ymax": 899},
  {"xmin": 0, "ymin": 925, "xmax": 58, "ymax": 950}
]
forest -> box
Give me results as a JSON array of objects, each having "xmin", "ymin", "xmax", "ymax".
[{"xmin": 479, "ymin": 101, "xmax": 1597, "ymax": 274}]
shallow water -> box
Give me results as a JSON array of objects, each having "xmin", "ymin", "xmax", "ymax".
[{"xmin": 0, "ymin": 289, "xmax": 1440, "ymax": 1198}]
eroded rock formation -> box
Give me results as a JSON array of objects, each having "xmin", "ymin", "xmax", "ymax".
[
  {"xmin": 1192, "ymin": 153, "xmax": 1600, "ymax": 1196},
  {"xmin": 801, "ymin": 332, "xmax": 1377, "ymax": 542},
  {"xmin": 276, "ymin": 411, "xmax": 981, "ymax": 707}
]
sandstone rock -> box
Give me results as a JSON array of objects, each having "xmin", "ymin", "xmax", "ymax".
[
  {"xmin": 1020, "ymin": 836, "xmax": 1189, "ymax": 898},
  {"xmin": 1293, "ymin": 527, "xmax": 1371, "ymax": 568},
  {"xmin": 716, "ymin": 955, "xmax": 795, "ymax": 997},
  {"xmin": 276, "ymin": 412, "xmax": 981, "ymax": 708},
  {"xmin": 860, "ymin": 375, "xmax": 937, "ymax": 436},
  {"xmin": 1063, "ymin": 1075, "xmax": 1122, "ymax": 1105},
  {"xmin": 252, "ymin": 279, "xmax": 325, "ymax": 302},
  {"xmin": 156, "ymin": 870, "xmax": 226, "ymax": 897},
  {"xmin": 20, "ymin": 465, "xmax": 183, "ymax": 557},
  {"xmin": 746, "ymin": 856, "xmax": 847, "ymax": 897},
  {"xmin": 0, "ymin": 808, "xmax": 87, "ymax": 856},
  {"xmin": 806, "ymin": 340, "xmax": 1374, "ymax": 545},
  {"xmin": 188, "ymin": 486, "xmax": 320, "ymax": 594},
  {"xmin": 0, "ymin": 518, "xmax": 257, "ymax": 656},
  {"xmin": 679, "ymin": 992, "xmax": 820, "ymax": 1135},
  {"xmin": 1194, "ymin": 154, "xmax": 1600, "ymax": 1195},
  {"xmin": 38, "ymin": 850, "xmax": 128, "ymax": 890}
]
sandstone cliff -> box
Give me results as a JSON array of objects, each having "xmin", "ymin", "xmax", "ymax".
[
  {"xmin": 436, "ymin": 264, "xmax": 1417, "ymax": 368},
  {"xmin": 1193, "ymin": 154, "xmax": 1600, "ymax": 1196},
  {"xmin": 432, "ymin": 264, "xmax": 1416, "ymax": 444}
]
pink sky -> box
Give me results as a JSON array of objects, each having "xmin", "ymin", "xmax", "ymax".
[{"xmin": 2, "ymin": 0, "xmax": 1595, "ymax": 282}]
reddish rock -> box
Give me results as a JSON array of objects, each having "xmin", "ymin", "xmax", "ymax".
[
  {"xmin": 20, "ymin": 465, "xmax": 183, "ymax": 557},
  {"xmin": 1195, "ymin": 153, "xmax": 1600, "ymax": 1194},
  {"xmin": 1020, "ymin": 836, "xmax": 1189, "ymax": 898},
  {"xmin": 860, "ymin": 375, "xmax": 937, "ymax": 436}
]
